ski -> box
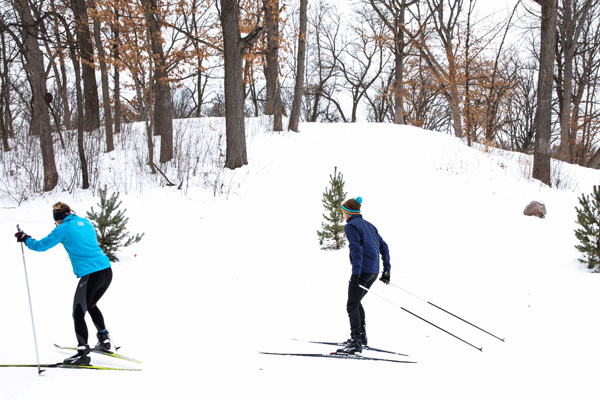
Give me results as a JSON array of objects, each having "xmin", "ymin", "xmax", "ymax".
[
  {"xmin": 0, "ymin": 363, "xmax": 141, "ymax": 371},
  {"xmin": 54, "ymin": 344, "xmax": 141, "ymax": 363},
  {"xmin": 259, "ymin": 351, "xmax": 416, "ymax": 364},
  {"xmin": 293, "ymin": 339, "xmax": 409, "ymax": 357}
]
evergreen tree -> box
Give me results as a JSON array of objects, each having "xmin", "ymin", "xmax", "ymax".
[
  {"xmin": 574, "ymin": 185, "xmax": 600, "ymax": 272},
  {"xmin": 87, "ymin": 186, "xmax": 144, "ymax": 262},
  {"xmin": 317, "ymin": 167, "xmax": 347, "ymax": 250}
]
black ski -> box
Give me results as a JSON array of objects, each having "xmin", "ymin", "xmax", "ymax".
[
  {"xmin": 293, "ymin": 339, "xmax": 409, "ymax": 357},
  {"xmin": 0, "ymin": 363, "xmax": 141, "ymax": 371},
  {"xmin": 259, "ymin": 351, "xmax": 416, "ymax": 364},
  {"xmin": 54, "ymin": 344, "xmax": 141, "ymax": 363}
]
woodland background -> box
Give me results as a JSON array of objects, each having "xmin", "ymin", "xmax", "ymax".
[{"xmin": 1, "ymin": 0, "xmax": 599, "ymax": 201}]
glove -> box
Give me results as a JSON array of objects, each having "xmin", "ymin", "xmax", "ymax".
[
  {"xmin": 380, "ymin": 270, "xmax": 390, "ymax": 284},
  {"xmin": 15, "ymin": 231, "xmax": 31, "ymax": 243}
]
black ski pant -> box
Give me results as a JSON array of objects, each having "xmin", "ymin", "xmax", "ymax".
[
  {"xmin": 346, "ymin": 273, "xmax": 378, "ymax": 339},
  {"xmin": 73, "ymin": 267, "xmax": 112, "ymax": 346}
]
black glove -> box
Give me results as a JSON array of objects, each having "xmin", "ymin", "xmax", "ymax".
[
  {"xmin": 15, "ymin": 231, "xmax": 31, "ymax": 243},
  {"xmin": 380, "ymin": 270, "xmax": 390, "ymax": 284}
]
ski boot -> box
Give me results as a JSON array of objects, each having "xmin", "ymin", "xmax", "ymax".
[
  {"xmin": 345, "ymin": 332, "xmax": 368, "ymax": 347},
  {"xmin": 63, "ymin": 344, "xmax": 91, "ymax": 366},
  {"xmin": 336, "ymin": 338, "xmax": 362, "ymax": 355},
  {"xmin": 95, "ymin": 330, "xmax": 112, "ymax": 352}
]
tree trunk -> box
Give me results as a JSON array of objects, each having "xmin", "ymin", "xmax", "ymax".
[
  {"xmin": 1, "ymin": 31, "xmax": 14, "ymax": 139},
  {"xmin": 57, "ymin": 41, "xmax": 72, "ymax": 131},
  {"xmin": 220, "ymin": 0, "xmax": 265, "ymax": 169},
  {"xmin": 63, "ymin": 19, "xmax": 90, "ymax": 189},
  {"xmin": 90, "ymin": 0, "xmax": 114, "ymax": 152},
  {"xmin": 13, "ymin": 0, "xmax": 59, "ymax": 191},
  {"xmin": 142, "ymin": 0, "xmax": 173, "ymax": 164},
  {"xmin": 222, "ymin": 1, "xmax": 247, "ymax": 169},
  {"xmin": 70, "ymin": 0, "xmax": 100, "ymax": 132},
  {"xmin": 264, "ymin": 0, "xmax": 283, "ymax": 130},
  {"xmin": 113, "ymin": 7, "xmax": 121, "ymax": 134},
  {"xmin": 533, "ymin": 0, "xmax": 558, "ymax": 186},
  {"xmin": 288, "ymin": 0, "xmax": 308, "ymax": 132},
  {"xmin": 0, "ymin": 31, "xmax": 10, "ymax": 151},
  {"xmin": 393, "ymin": 3, "xmax": 407, "ymax": 125}
]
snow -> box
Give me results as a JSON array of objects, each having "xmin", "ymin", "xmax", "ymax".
[{"xmin": 1, "ymin": 120, "xmax": 600, "ymax": 399}]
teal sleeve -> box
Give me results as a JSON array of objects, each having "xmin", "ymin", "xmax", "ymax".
[{"xmin": 25, "ymin": 226, "xmax": 66, "ymax": 252}]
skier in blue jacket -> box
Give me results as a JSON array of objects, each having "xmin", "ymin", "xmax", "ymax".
[
  {"xmin": 337, "ymin": 197, "xmax": 391, "ymax": 355},
  {"xmin": 15, "ymin": 202, "xmax": 113, "ymax": 365}
]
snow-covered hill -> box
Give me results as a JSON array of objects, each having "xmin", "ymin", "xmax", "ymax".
[{"xmin": 1, "ymin": 120, "xmax": 599, "ymax": 399}]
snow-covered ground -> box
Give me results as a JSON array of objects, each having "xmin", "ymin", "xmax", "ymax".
[{"xmin": 1, "ymin": 120, "xmax": 599, "ymax": 399}]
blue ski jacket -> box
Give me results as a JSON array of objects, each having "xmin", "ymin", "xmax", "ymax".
[
  {"xmin": 25, "ymin": 214, "xmax": 111, "ymax": 278},
  {"xmin": 345, "ymin": 214, "xmax": 391, "ymax": 275}
]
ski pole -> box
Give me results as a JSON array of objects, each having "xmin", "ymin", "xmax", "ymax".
[
  {"xmin": 388, "ymin": 282, "xmax": 505, "ymax": 342},
  {"xmin": 360, "ymin": 285, "xmax": 483, "ymax": 352},
  {"xmin": 17, "ymin": 225, "xmax": 44, "ymax": 375}
]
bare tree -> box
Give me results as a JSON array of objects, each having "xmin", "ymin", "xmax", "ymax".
[
  {"xmin": 219, "ymin": 0, "xmax": 264, "ymax": 169},
  {"xmin": 12, "ymin": 0, "xmax": 59, "ymax": 191},
  {"xmin": 500, "ymin": 61, "xmax": 538, "ymax": 153},
  {"xmin": 337, "ymin": 5, "xmax": 391, "ymax": 122},
  {"xmin": 89, "ymin": 0, "xmax": 114, "ymax": 152},
  {"xmin": 533, "ymin": 0, "xmax": 558, "ymax": 186},
  {"xmin": 141, "ymin": 0, "xmax": 173, "ymax": 164},
  {"xmin": 288, "ymin": 0, "xmax": 308, "ymax": 132},
  {"xmin": 263, "ymin": 0, "xmax": 283, "ymax": 131},
  {"xmin": 367, "ymin": 0, "xmax": 418, "ymax": 125},
  {"xmin": 555, "ymin": 0, "xmax": 598, "ymax": 162},
  {"xmin": 304, "ymin": 1, "xmax": 345, "ymax": 122},
  {"xmin": 70, "ymin": 0, "xmax": 100, "ymax": 132},
  {"xmin": 406, "ymin": 0, "xmax": 466, "ymax": 137}
]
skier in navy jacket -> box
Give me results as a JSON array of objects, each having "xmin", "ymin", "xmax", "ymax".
[
  {"xmin": 15, "ymin": 202, "xmax": 113, "ymax": 365},
  {"xmin": 337, "ymin": 197, "xmax": 391, "ymax": 355}
]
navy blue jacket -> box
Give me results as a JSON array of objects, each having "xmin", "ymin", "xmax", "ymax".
[{"xmin": 345, "ymin": 215, "xmax": 391, "ymax": 275}]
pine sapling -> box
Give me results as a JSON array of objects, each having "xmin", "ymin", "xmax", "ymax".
[
  {"xmin": 317, "ymin": 166, "xmax": 347, "ymax": 250},
  {"xmin": 87, "ymin": 186, "xmax": 144, "ymax": 262},
  {"xmin": 574, "ymin": 185, "xmax": 600, "ymax": 272}
]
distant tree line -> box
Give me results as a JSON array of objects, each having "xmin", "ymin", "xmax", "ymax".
[{"xmin": 2, "ymin": 0, "xmax": 600, "ymax": 191}]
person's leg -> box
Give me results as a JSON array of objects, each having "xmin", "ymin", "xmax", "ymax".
[
  {"xmin": 346, "ymin": 273, "xmax": 378, "ymax": 339},
  {"xmin": 86, "ymin": 268, "xmax": 113, "ymax": 332},
  {"xmin": 73, "ymin": 275, "xmax": 90, "ymax": 346},
  {"xmin": 358, "ymin": 274, "xmax": 378, "ymax": 345},
  {"xmin": 65, "ymin": 276, "xmax": 92, "ymax": 365},
  {"xmin": 85, "ymin": 268, "xmax": 113, "ymax": 350}
]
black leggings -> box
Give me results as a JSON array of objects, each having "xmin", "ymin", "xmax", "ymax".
[
  {"xmin": 346, "ymin": 273, "xmax": 378, "ymax": 339},
  {"xmin": 73, "ymin": 268, "xmax": 113, "ymax": 346}
]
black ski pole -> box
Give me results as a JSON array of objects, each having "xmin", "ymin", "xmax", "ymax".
[
  {"xmin": 17, "ymin": 225, "xmax": 44, "ymax": 375},
  {"xmin": 360, "ymin": 285, "xmax": 483, "ymax": 352},
  {"xmin": 388, "ymin": 282, "xmax": 505, "ymax": 342}
]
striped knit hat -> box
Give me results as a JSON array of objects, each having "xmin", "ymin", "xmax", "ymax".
[{"xmin": 342, "ymin": 197, "xmax": 362, "ymax": 215}]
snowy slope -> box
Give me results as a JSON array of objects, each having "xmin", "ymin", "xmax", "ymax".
[{"xmin": 1, "ymin": 121, "xmax": 599, "ymax": 399}]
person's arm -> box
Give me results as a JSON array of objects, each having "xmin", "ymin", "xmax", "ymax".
[
  {"xmin": 379, "ymin": 235, "xmax": 391, "ymax": 272},
  {"xmin": 379, "ymin": 234, "xmax": 391, "ymax": 284},
  {"xmin": 25, "ymin": 225, "xmax": 67, "ymax": 252}
]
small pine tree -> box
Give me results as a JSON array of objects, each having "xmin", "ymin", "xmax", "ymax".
[
  {"xmin": 317, "ymin": 167, "xmax": 347, "ymax": 250},
  {"xmin": 87, "ymin": 186, "xmax": 144, "ymax": 262},
  {"xmin": 574, "ymin": 185, "xmax": 600, "ymax": 272}
]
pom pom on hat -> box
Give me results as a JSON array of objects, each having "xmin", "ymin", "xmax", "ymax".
[{"xmin": 355, "ymin": 197, "xmax": 363, "ymax": 204}]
